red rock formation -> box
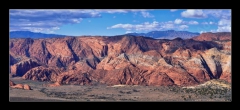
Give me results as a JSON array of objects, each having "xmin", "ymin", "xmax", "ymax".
[
  {"xmin": 10, "ymin": 55, "xmax": 18, "ymax": 65},
  {"xmin": 22, "ymin": 66, "xmax": 62, "ymax": 82},
  {"xmin": 9, "ymin": 38, "xmax": 34, "ymax": 57},
  {"xmin": 55, "ymin": 69, "xmax": 91, "ymax": 85},
  {"xmin": 23, "ymin": 84, "xmax": 32, "ymax": 90},
  {"xmin": 11, "ymin": 84, "xmax": 24, "ymax": 89},
  {"xmin": 147, "ymin": 72, "xmax": 174, "ymax": 86},
  {"xmin": 9, "ymin": 80, "xmax": 32, "ymax": 90},
  {"xmin": 10, "ymin": 59, "xmax": 41, "ymax": 77},
  {"xmin": 9, "ymin": 80, "xmax": 16, "ymax": 86},
  {"xmin": 9, "ymin": 33, "xmax": 231, "ymax": 86},
  {"xmin": 192, "ymin": 32, "xmax": 231, "ymax": 41}
]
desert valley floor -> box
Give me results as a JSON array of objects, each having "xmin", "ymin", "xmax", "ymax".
[{"xmin": 9, "ymin": 76, "xmax": 231, "ymax": 102}]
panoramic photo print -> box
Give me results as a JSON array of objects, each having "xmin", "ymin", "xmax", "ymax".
[{"xmin": 9, "ymin": 9, "xmax": 231, "ymax": 102}]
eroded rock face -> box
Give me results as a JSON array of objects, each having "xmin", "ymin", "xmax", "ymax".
[
  {"xmin": 9, "ymin": 80, "xmax": 16, "ymax": 86},
  {"xmin": 192, "ymin": 32, "xmax": 231, "ymax": 41},
  {"xmin": 9, "ymin": 80, "xmax": 32, "ymax": 90},
  {"xmin": 11, "ymin": 84, "xmax": 24, "ymax": 89},
  {"xmin": 22, "ymin": 66, "xmax": 62, "ymax": 82},
  {"xmin": 9, "ymin": 32, "xmax": 231, "ymax": 86},
  {"xmin": 10, "ymin": 59, "xmax": 41, "ymax": 77},
  {"xmin": 10, "ymin": 55, "xmax": 18, "ymax": 65},
  {"xmin": 23, "ymin": 84, "xmax": 32, "ymax": 90}
]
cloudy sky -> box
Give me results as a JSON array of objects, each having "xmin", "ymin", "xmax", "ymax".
[{"xmin": 10, "ymin": 9, "xmax": 231, "ymax": 36}]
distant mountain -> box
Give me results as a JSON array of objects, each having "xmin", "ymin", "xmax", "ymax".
[
  {"xmin": 10, "ymin": 31, "xmax": 67, "ymax": 39},
  {"xmin": 125, "ymin": 30, "xmax": 200, "ymax": 39}
]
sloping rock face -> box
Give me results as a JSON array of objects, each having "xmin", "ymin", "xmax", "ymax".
[
  {"xmin": 9, "ymin": 80, "xmax": 16, "ymax": 86},
  {"xmin": 9, "ymin": 32, "xmax": 231, "ymax": 86},
  {"xmin": 10, "ymin": 59, "xmax": 41, "ymax": 77},
  {"xmin": 10, "ymin": 55, "xmax": 18, "ymax": 65},
  {"xmin": 23, "ymin": 84, "xmax": 32, "ymax": 90},
  {"xmin": 22, "ymin": 66, "xmax": 62, "ymax": 82},
  {"xmin": 192, "ymin": 32, "xmax": 231, "ymax": 41}
]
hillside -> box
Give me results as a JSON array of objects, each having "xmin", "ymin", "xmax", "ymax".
[{"xmin": 9, "ymin": 32, "xmax": 231, "ymax": 87}]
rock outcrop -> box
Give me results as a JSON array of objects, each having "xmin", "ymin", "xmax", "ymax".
[
  {"xmin": 22, "ymin": 66, "xmax": 62, "ymax": 82},
  {"xmin": 23, "ymin": 84, "xmax": 32, "ymax": 90},
  {"xmin": 9, "ymin": 80, "xmax": 16, "ymax": 86},
  {"xmin": 11, "ymin": 84, "xmax": 24, "ymax": 89},
  {"xmin": 9, "ymin": 32, "xmax": 231, "ymax": 86},
  {"xmin": 9, "ymin": 80, "xmax": 32, "ymax": 90},
  {"xmin": 10, "ymin": 58, "xmax": 41, "ymax": 77},
  {"xmin": 192, "ymin": 32, "xmax": 231, "ymax": 41}
]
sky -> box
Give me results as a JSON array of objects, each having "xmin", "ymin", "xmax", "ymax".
[{"xmin": 9, "ymin": 9, "xmax": 231, "ymax": 36}]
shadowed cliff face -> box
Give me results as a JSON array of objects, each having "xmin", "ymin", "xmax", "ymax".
[{"xmin": 9, "ymin": 33, "xmax": 231, "ymax": 86}]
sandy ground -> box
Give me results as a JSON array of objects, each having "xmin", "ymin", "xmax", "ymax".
[{"xmin": 9, "ymin": 77, "xmax": 231, "ymax": 102}]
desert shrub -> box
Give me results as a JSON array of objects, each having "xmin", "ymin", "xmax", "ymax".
[
  {"xmin": 98, "ymin": 96, "xmax": 107, "ymax": 99},
  {"xmin": 88, "ymin": 95, "xmax": 95, "ymax": 97},
  {"xmin": 126, "ymin": 91, "xmax": 132, "ymax": 94},
  {"xmin": 119, "ymin": 91, "xmax": 124, "ymax": 94},
  {"xmin": 133, "ymin": 89, "xmax": 139, "ymax": 92}
]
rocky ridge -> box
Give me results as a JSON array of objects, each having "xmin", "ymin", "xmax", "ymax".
[{"xmin": 9, "ymin": 33, "xmax": 231, "ymax": 87}]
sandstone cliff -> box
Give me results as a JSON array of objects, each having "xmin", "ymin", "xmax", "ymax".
[{"xmin": 9, "ymin": 32, "xmax": 231, "ymax": 86}]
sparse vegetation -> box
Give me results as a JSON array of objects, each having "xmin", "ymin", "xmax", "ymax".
[
  {"xmin": 133, "ymin": 89, "xmax": 139, "ymax": 92},
  {"xmin": 10, "ymin": 77, "xmax": 231, "ymax": 101}
]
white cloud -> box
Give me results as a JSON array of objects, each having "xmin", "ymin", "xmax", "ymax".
[
  {"xmin": 107, "ymin": 21, "xmax": 190, "ymax": 32},
  {"xmin": 126, "ymin": 31, "xmax": 133, "ymax": 33},
  {"xmin": 200, "ymin": 31, "xmax": 206, "ymax": 34},
  {"xmin": 210, "ymin": 30, "xmax": 216, "ymax": 33},
  {"xmin": 179, "ymin": 25, "xmax": 189, "ymax": 30},
  {"xmin": 218, "ymin": 19, "xmax": 231, "ymax": 26},
  {"xmin": 72, "ymin": 18, "xmax": 82, "ymax": 23},
  {"xmin": 10, "ymin": 9, "xmax": 99, "ymax": 33},
  {"xmin": 203, "ymin": 9, "xmax": 231, "ymax": 20},
  {"xmin": 202, "ymin": 22, "xmax": 208, "ymax": 25},
  {"xmin": 217, "ymin": 19, "xmax": 231, "ymax": 32},
  {"xmin": 201, "ymin": 21, "xmax": 216, "ymax": 25},
  {"xmin": 162, "ymin": 23, "xmax": 175, "ymax": 29},
  {"xmin": 209, "ymin": 21, "xmax": 214, "ymax": 24},
  {"xmin": 174, "ymin": 19, "xmax": 198, "ymax": 25},
  {"xmin": 107, "ymin": 21, "xmax": 160, "ymax": 31},
  {"xmin": 10, "ymin": 9, "xmax": 153, "ymax": 33},
  {"xmin": 52, "ymin": 27, "xmax": 60, "ymax": 30},
  {"xmin": 170, "ymin": 9, "xmax": 178, "ymax": 12},
  {"xmin": 181, "ymin": 9, "xmax": 207, "ymax": 18},
  {"xmin": 174, "ymin": 19, "xmax": 183, "ymax": 24},
  {"xmin": 188, "ymin": 21, "xmax": 199, "ymax": 25},
  {"xmin": 200, "ymin": 30, "xmax": 216, "ymax": 33},
  {"xmin": 95, "ymin": 9, "xmax": 151, "ymax": 13},
  {"xmin": 217, "ymin": 26, "xmax": 231, "ymax": 32},
  {"xmin": 181, "ymin": 9, "xmax": 231, "ymax": 30},
  {"xmin": 141, "ymin": 11, "xmax": 154, "ymax": 18}
]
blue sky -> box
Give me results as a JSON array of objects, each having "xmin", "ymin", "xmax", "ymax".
[{"xmin": 10, "ymin": 9, "xmax": 231, "ymax": 36}]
